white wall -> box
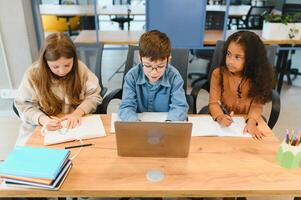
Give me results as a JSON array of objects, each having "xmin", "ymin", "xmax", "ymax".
[{"xmin": 0, "ymin": 0, "xmax": 39, "ymax": 89}]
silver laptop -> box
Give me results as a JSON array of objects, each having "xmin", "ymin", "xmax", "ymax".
[{"xmin": 115, "ymin": 121, "xmax": 192, "ymax": 158}]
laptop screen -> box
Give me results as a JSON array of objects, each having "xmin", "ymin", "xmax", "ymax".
[{"xmin": 115, "ymin": 121, "xmax": 192, "ymax": 158}]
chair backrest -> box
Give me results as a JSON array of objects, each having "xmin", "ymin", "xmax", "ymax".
[
  {"xmin": 208, "ymin": 40, "xmax": 226, "ymax": 84},
  {"xmin": 170, "ymin": 48, "xmax": 190, "ymax": 91},
  {"xmin": 75, "ymin": 43, "xmax": 107, "ymax": 97},
  {"xmin": 205, "ymin": 11, "xmax": 225, "ymax": 30},
  {"xmin": 246, "ymin": 6, "xmax": 273, "ymax": 29},
  {"xmin": 124, "ymin": 45, "xmax": 189, "ymax": 92},
  {"xmin": 265, "ymin": 44, "xmax": 277, "ymax": 68},
  {"xmin": 282, "ymin": 3, "xmax": 301, "ymax": 15}
]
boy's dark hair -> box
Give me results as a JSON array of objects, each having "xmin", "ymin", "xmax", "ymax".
[
  {"xmin": 220, "ymin": 31, "xmax": 274, "ymax": 104},
  {"xmin": 139, "ymin": 30, "xmax": 171, "ymax": 61}
]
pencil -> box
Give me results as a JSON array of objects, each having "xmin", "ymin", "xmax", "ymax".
[
  {"xmin": 65, "ymin": 143, "xmax": 93, "ymax": 149},
  {"xmin": 41, "ymin": 110, "xmax": 62, "ymax": 128},
  {"xmin": 217, "ymin": 100, "xmax": 230, "ymax": 115},
  {"xmin": 217, "ymin": 100, "xmax": 234, "ymax": 123}
]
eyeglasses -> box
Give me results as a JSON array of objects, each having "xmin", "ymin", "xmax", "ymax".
[{"xmin": 141, "ymin": 59, "xmax": 168, "ymax": 72}]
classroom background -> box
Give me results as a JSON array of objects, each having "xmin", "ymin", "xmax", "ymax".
[{"xmin": 0, "ymin": 0, "xmax": 301, "ymax": 166}]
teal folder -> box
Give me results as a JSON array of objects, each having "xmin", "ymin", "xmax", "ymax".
[{"xmin": 0, "ymin": 146, "xmax": 70, "ymax": 179}]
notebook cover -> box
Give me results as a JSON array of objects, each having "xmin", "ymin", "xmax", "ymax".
[{"xmin": 0, "ymin": 146, "xmax": 70, "ymax": 179}]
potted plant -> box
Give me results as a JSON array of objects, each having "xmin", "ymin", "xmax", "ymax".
[{"xmin": 262, "ymin": 13, "xmax": 301, "ymax": 40}]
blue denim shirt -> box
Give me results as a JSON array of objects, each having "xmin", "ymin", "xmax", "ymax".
[{"xmin": 118, "ymin": 64, "xmax": 188, "ymax": 121}]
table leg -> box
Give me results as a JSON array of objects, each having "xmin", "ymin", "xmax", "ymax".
[{"xmin": 276, "ymin": 50, "xmax": 289, "ymax": 94}]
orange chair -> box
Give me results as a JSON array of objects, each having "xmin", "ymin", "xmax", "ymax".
[{"xmin": 41, "ymin": 15, "xmax": 80, "ymax": 35}]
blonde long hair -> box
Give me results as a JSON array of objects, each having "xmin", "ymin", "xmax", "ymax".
[{"xmin": 31, "ymin": 33, "xmax": 82, "ymax": 115}]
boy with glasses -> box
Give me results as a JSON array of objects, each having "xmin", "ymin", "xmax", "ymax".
[{"xmin": 118, "ymin": 30, "xmax": 188, "ymax": 121}]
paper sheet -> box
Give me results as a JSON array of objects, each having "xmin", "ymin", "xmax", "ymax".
[
  {"xmin": 44, "ymin": 115, "xmax": 106, "ymax": 145},
  {"xmin": 188, "ymin": 116, "xmax": 251, "ymax": 137}
]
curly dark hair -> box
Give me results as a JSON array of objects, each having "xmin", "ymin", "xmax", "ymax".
[{"xmin": 219, "ymin": 31, "xmax": 275, "ymax": 104}]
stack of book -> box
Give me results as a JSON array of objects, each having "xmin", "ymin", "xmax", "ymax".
[{"xmin": 0, "ymin": 146, "xmax": 72, "ymax": 190}]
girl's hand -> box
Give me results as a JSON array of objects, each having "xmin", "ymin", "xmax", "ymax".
[
  {"xmin": 216, "ymin": 112, "xmax": 234, "ymax": 127},
  {"xmin": 60, "ymin": 109, "xmax": 84, "ymax": 129},
  {"xmin": 39, "ymin": 115, "xmax": 62, "ymax": 131},
  {"xmin": 243, "ymin": 119, "xmax": 265, "ymax": 140}
]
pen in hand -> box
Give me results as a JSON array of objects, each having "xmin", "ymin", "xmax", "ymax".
[
  {"xmin": 217, "ymin": 100, "xmax": 234, "ymax": 122},
  {"xmin": 42, "ymin": 110, "xmax": 62, "ymax": 130}
]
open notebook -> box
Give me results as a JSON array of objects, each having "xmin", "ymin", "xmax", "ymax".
[
  {"xmin": 44, "ymin": 115, "xmax": 106, "ymax": 145},
  {"xmin": 111, "ymin": 113, "xmax": 251, "ymax": 137},
  {"xmin": 188, "ymin": 116, "xmax": 251, "ymax": 137}
]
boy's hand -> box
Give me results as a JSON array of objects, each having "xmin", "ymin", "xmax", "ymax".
[
  {"xmin": 60, "ymin": 109, "xmax": 84, "ymax": 129},
  {"xmin": 243, "ymin": 118, "xmax": 265, "ymax": 140},
  {"xmin": 216, "ymin": 111, "xmax": 234, "ymax": 127}
]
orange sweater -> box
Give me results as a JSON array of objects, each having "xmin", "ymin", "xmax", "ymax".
[{"xmin": 209, "ymin": 68, "xmax": 263, "ymax": 123}]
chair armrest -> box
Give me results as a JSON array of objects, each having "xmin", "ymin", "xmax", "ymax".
[
  {"xmin": 100, "ymin": 87, "xmax": 108, "ymax": 98},
  {"xmin": 268, "ymin": 89, "xmax": 281, "ymax": 129},
  {"xmin": 12, "ymin": 102, "xmax": 20, "ymax": 117},
  {"xmin": 96, "ymin": 88, "xmax": 123, "ymax": 114},
  {"xmin": 186, "ymin": 95, "xmax": 195, "ymax": 114},
  {"xmin": 190, "ymin": 79, "xmax": 210, "ymax": 114}
]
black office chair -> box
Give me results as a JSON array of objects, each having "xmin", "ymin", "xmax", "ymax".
[
  {"xmin": 191, "ymin": 40, "xmax": 280, "ymax": 129},
  {"xmin": 110, "ymin": 0, "xmax": 133, "ymax": 30},
  {"xmin": 280, "ymin": 3, "xmax": 301, "ymax": 85},
  {"xmin": 12, "ymin": 103, "xmax": 19, "ymax": 117},
  {"xmin": 79, "ymin": 16, "xmax": 95, "ymax": 30},
  {"xmin": 98, "ymin": 45, "xmax": 195, "ymax": 114},
  {"xmin": 75, "ymin": 43, "xmax": 107, "ymax": 99},
  {"xmin": 238, "ymin": 6, "xmax": 273, "ymax": 29},
  {"xmin": 188, "ymin": 10, "xmax": 225, "ymax": 87}
]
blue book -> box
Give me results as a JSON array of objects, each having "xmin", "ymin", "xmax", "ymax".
[{"xmin": 0, "ymin": 146, "xmax": 70, "ymax": 179}]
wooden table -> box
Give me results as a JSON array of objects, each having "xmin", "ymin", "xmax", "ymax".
[
  {"xmin": 74, "ymin": 30, "xmax": 301, "ymax": 46},
  {"xmin": 207, "ymin": 30, "xmax": 301, "ymax": 46},
  {"xmin": 74, "ymin": 30, "xmax": 301, "ymax": 45},
  {"xmin": 39, "ymin": 4, "xmax": 145, "ymax": 16},
  {"xmin": 74, "ymin": 30, "xmax": 144, "ymax": 45},
  {"xmin": 1, "ymin": 115, "xmax": 301, "ymax": 197},
  {"xmin": 207, "ymin": 5, "xmax": 251, "ymax": 17},
  {"xmin": 73, "ymin": 30, "xmax": 226, "ymax": 46},
  {"xmin": 39, "ymin": 4, "xmax": 249, "ymax": 18}
]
